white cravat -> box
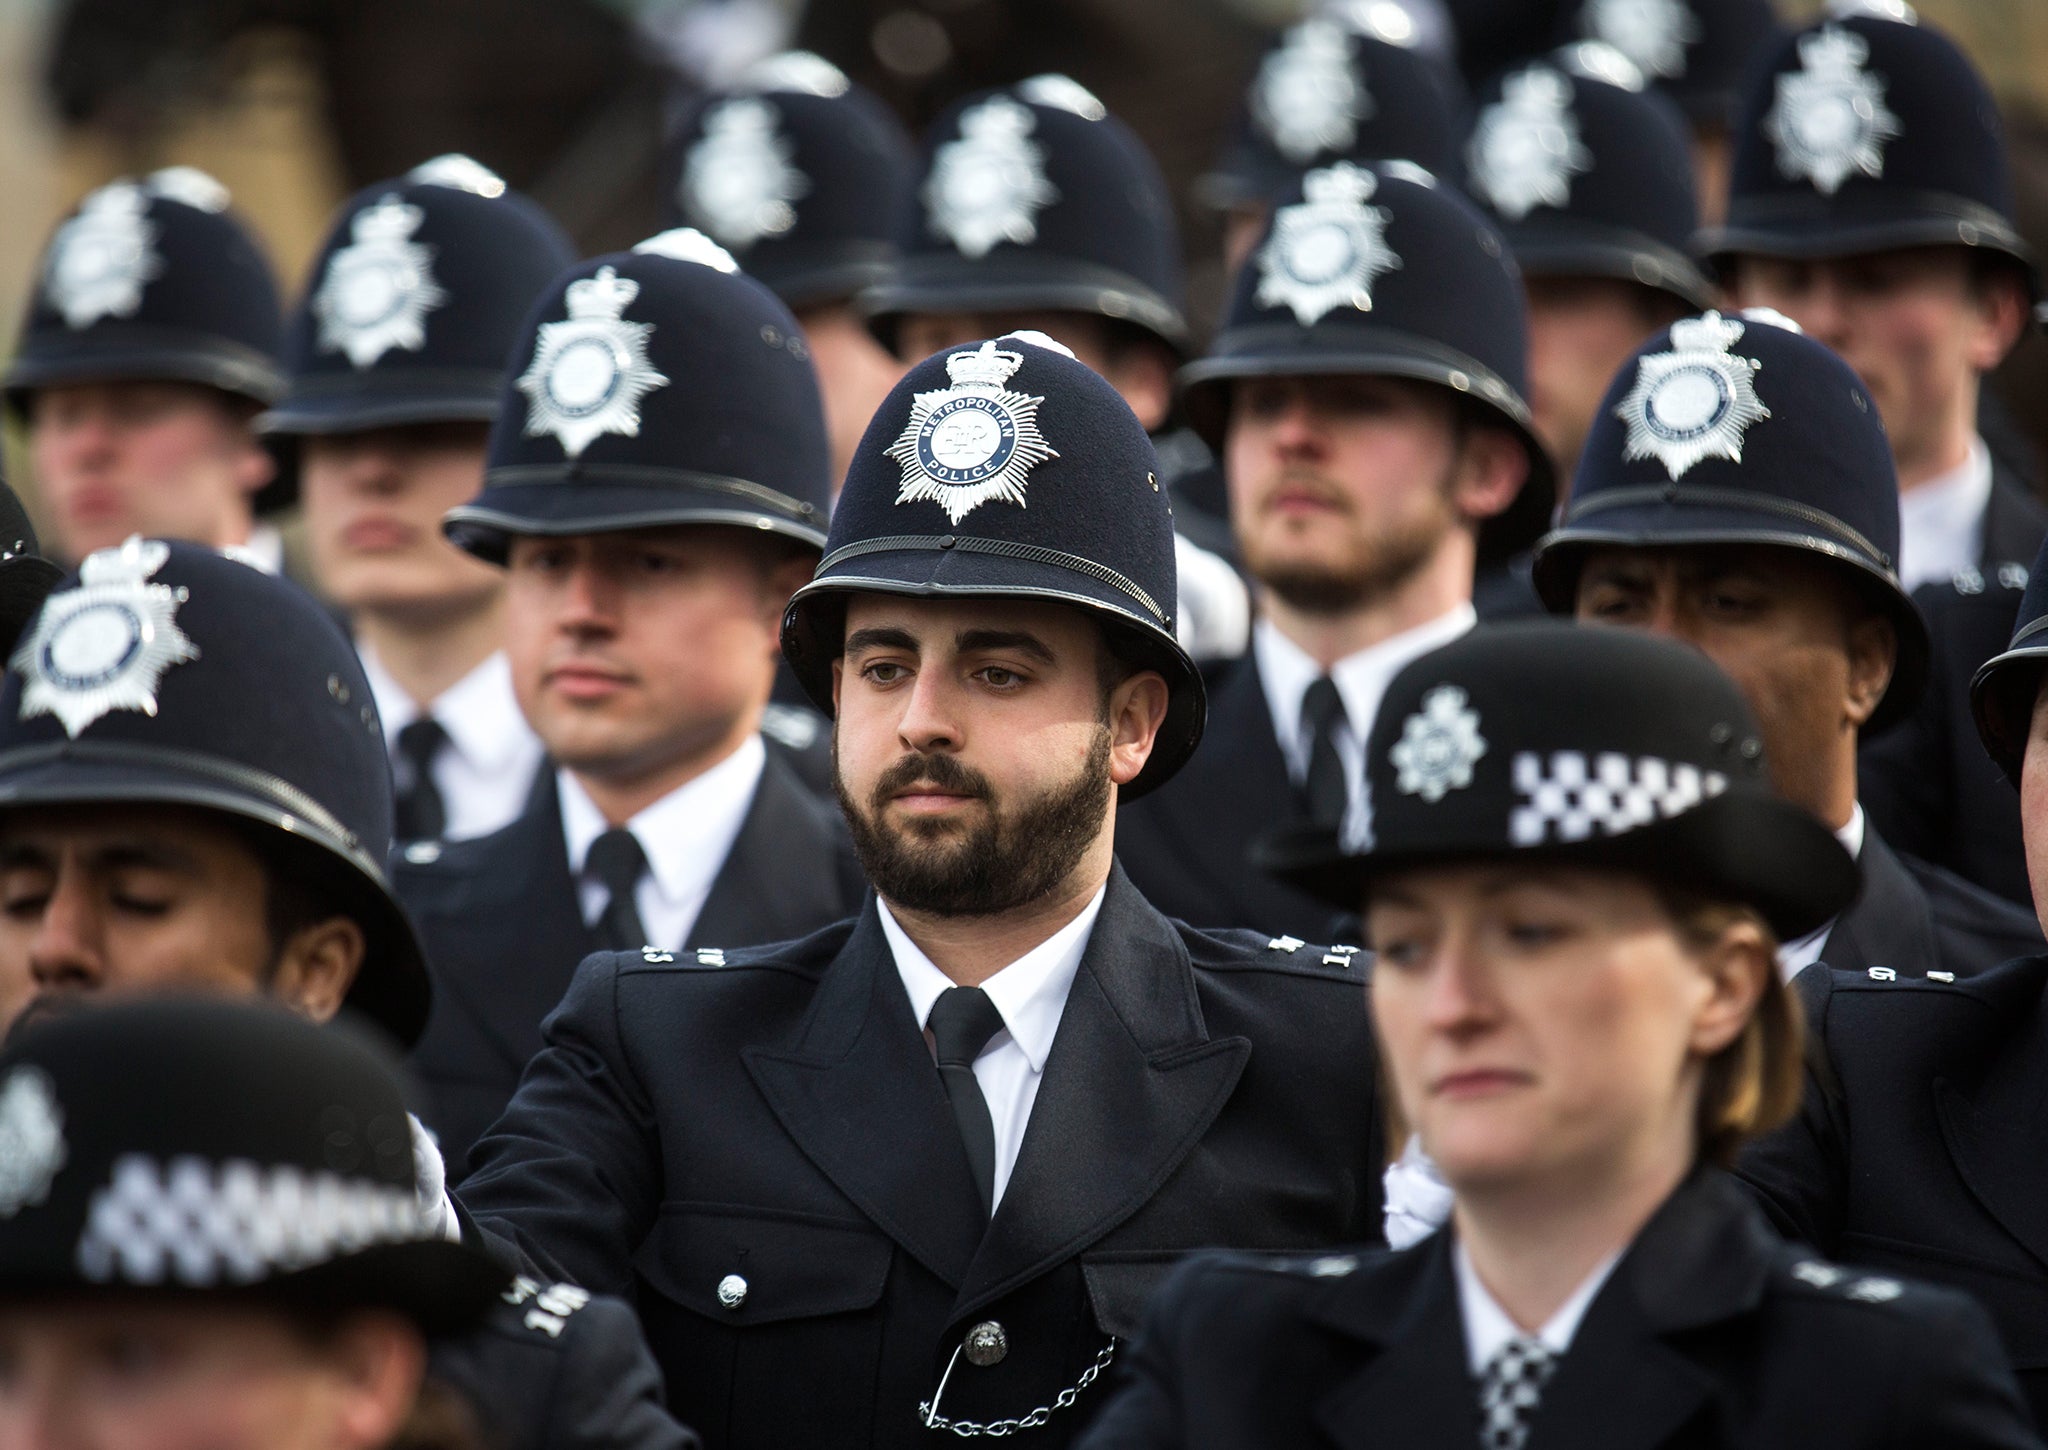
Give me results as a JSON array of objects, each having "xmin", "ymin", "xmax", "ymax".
[
  {"xmin": 361, "ymin": 646, "xmax": 545, "ymax": 842},
  {"xmin": 1897, "ymin": 437, "xmax": 1992, "ymax": 593}
]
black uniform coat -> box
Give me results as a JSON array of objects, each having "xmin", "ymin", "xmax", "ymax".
[
  {"xmin": 1076, "ymin": 1170, "xmax": 2041, "ymax": 1450},
  {"xmin": 1811, "ymin": 826, "xmax": 2041, "ymax": 980},
  {"xmin": 399, "ymin": 747, "xmax": 866, "ymax": 1179},
  {"xmin": 454, "ymin": 866, "xmax": 1383, "ymax": 1450},
  {"xmin": 1115, "ymin": 656, "xmax": 1361, "ymax": 943},
  {"xmin": 1985, "ymin": 460, "xmax": 2048, "ymax": 573},
  {"xmin": 1739, "ymin": 953, "xmax": 2048, "ymax": 1430}
]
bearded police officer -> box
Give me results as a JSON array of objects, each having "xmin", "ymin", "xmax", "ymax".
[
  {"xmin": 454, "ymin": 332, "xmax": 1381, "ymax": 1449},
  {"xmin": 5, "ymin": 169, "xmax": 287, "ymax": 569},
  {"xmin": 396, "ymin": 232, "xmax": 863, "ymax": 1178},
  {"xmin": 1533, "ymin": 308, "xmax": 2043, "ymax": 981},
  {"xmin": 263, "ymin": 155, "xmax": 575, "ymax": 844},
  {"xmin": 1116, "ymin": 162, "xmax": 1550, "ymax": 942},
  {"xmin": 667, "ymin": 51, "xmax": 914, "ymax": 493}
]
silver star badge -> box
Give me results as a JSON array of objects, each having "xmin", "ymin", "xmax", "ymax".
[
  {"xmin": 1391, "ymin": 685, "xmax": 1487, "ymax": 802},
  {"xmin": 925, "ymin": 96, "xmax": 1060, "ymax": 260},
  {"xmin": 1580, "ymin": 0, "xmax": 1701, "ymax": 81},
  {"xmin": 1254, "ymin": 19, "xmax": 1371, "ymax": 165},
  {"xmin": 1764, "ymin": 24, "xmax": 1902, "ymax": 196},
  {"xmin": 1615, "ymin": 311, "xmax": 1771, "ymax": 479},
  {"xmin": 1468, "ymin": 65, "xmax": 1592, "ymax": 221},
  {"xmin": 314, "ymin": 194, "xmax": 449, "ymax": 370},
  {"xmin": 43, "ymin": 182, "xmax": 163, "ymax": 330},
  {"xmin": 884, "ymin": 340, "xmax": 1060, "ymax": 523},
  {"xmin": 681, "ymin": 98, "xmax": 810, "ymax": 250},
  {"xmin": 516, "ymin": 266, "xmax": 671, "ymax": 460},
  {"xmin": 1256, "ymin": 162, "xmax": 1402, "ymax": 327},
  {"xmin": 0, "ymin": 1066, "xmax": 64, "ymax": 1219},
  {"xmin": 13, "ymin": 537, "xmax": 200, "ymax": 739}
]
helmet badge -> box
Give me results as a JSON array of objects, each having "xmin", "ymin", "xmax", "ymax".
[
  {"xmin": 44, "ymin": 183, "xmax": 164, "ymax": 331},
  {"xmin": 681, "ymin": 98, "xmax": 810, "ymax": 249},
  {"xmin": 14, "ymin": 538, "xmax": 201, "ymax": 739},
  {"xmin": 1256, "ymin": 162, "xmax": 1403, "ymax": 327},
  {"xmin": 1468, "ymin": 66, "xmax": 1592, "ymax": 221},
  {"xmin": 885, "ymin": 340, "xmax": 1060, "ymax": 523},
  {"xmin": 314, "ymin": 195, "xmax": 449, "ymax": 369},
  {"xmin": 1764, "ymin": 24, "xmax": 1902, "ymax": 196},
  {"xmin": 516, "ymin": 267, "xmax": 671, "ymax": 460},
  {"xmin": 1616, "ymin": 311, "xmax": 1772, "ymax": 479},
  {"xmin": 1254, "ymin": 19, "xmax": 1372, "ymax": 165},
  {"xmin": 925, "ymin": 96, "xmax": 1060, "ymax": 260},
  {"xmin": 1581, "ymin": 0, "xmax": 1701, "ymax": 81}
]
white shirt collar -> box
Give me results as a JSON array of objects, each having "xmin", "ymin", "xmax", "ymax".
[
  {"xmin": 1454, "ymin": 1239, "xmax": 1621, "ymax": 1376},
  {"xmin": 1897, "ymin": 436, "xmax": 1992, "ymax": 593},
  {"xmin": 359, "ymin": 646, "xmax": 535, "ymax": 775},
  {"xmin": 220, "ymin": 524, "xmax": 284, "ymax": 576},
  {"xmin": 1776, "ymin": 804, "xmax": 1867, "ymax": 981},
  {"xmin": 878, "ymin": 885, "xmax": 1106, "ymax": 1073},
  {"xmin": 557, "ymin": 734, "xmax": 766, "ymax": 914}
]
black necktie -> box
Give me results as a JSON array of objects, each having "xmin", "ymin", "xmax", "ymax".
[
  {"xmin": 927, "ymin": 986, "xmax": 1008, "ymax": 1217},
  {"xmin": 585, "ymin": 828, "xmax": 650, "ymax": 951},
  {"xmin": 1301, "ymin": 675, "xmax": 1351, "ymax": 828},
  {"xmin": 392, "ymin": 717, "xmax": 450, "ymax": 841},
  {"xmin": 1478, "ymin": 1336, "xmax": 1558, "ymax": 1450}
]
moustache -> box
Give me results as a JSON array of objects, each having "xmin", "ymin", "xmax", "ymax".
[{"xmin": 870, "ymin": 752, "xmax": 993, "ymax": 810}]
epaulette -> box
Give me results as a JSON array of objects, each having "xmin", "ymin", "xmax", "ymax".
[
  {"xmin": 1947, "ymin": 562, "xmax": 2029, "ymax": 597},
  {"xmin": 1192, "ymin": 927, "xmax": 1368, "ymax": 976},
  {"xmin": 501, "ymin": 1275, "xmax": 592, "ymax": 1339},
  {"xmin": 760, "ymin": 702, "xmax": 824, "ymax": 751},
  {"xmin": 1780, "ymin": 1257, "xmax": 1913, "ymax": 1310},
  {"xmin": 1264, "ymin": 935, "xmax": 1367, "ymax": 971},
  {"xmin": 1840, "ymin": 963, "xmax": 1960, "ymax": 987}
]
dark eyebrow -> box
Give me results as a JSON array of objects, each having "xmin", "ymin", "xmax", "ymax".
[
  {"xmin": 844, "ymin": 626, "xmax": 920, "ymax": 656},
  {"xmin": 0, "ymin": 840, "xmax": 201, "ymax": 875},
  {"xmin": 955, "ymin": 629, "xmax": 1056, "ymax": 665}
]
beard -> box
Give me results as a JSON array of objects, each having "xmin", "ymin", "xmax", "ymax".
[
  {"xmin": 835, "ymin": 728, "xmax": 1113, "ymax": 918},
  {"xmin": 1242, "ymin": 466, "xmax": 1459, "ymax": 616}
]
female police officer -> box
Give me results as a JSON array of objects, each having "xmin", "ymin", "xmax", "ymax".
[{"xmin": 1076, "ymin": 621, "xmax": 2041, "ymax": 1449}]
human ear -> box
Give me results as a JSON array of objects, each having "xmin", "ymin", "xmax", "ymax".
[
  {"xmin": 1106, "ymin": 670, "xmax": 1171, "ymax": 788},
  {"xmin": 1450, "ymin": 425, "xmax": 1531, "ymax": 525},
  {"xmin": 325, "ymin": 1312, "xmax": 429, "ymax": 1450},
  {"xmin": 1841, "ymin": 612, "xmax": 1897, "ymax": 730},
  {"xmin": 1687, "ymin": 920, "xmax": 1771, "ymax": 1059},
  {"xmin": 271, "ymin": 917, "xmax": 367, "ymax": 1024}
]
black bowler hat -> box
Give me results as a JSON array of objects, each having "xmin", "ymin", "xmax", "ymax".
[
  {"xmin": 4, "ymin": 169, "xmax": 283, "ymax": 413},
  {"xmin": 1199, "ymin": 16, "xmax": 1465, "ymax": 212},
  {"xmin": 444, "ymin": 230, "xmax": 831, "ymax": 563},
  {"xmin": 1701, "ymin": 13, "xmax": 2035, "ymax": 290},
  {"xmin": 861, "ymin": 78, "xmax": 1188, "ymax": 355},
  {"xmin": 1558, "ymin": 0, "xmax": 1783, "ymax": 129},
  {"xmin": 0, "ymin": 997, "xmax": 505, "ymax": 1332},
  {"xmin": 1531, "ymin": 308, "xmax": 1928, "ymax": 733},
  {"xmin": 1970, "ymin": 533, "xmax": 2048, "ymax": 787},
  {"xmin": 1465, "ymin": 45, "xmax": 1716, "ymax": 310},
  {"xmin": 665, "ymin": 52, "xmax": 915, "ymax": 311},
  {"xmin": 780, "ymin": 331, "xmax": 1201, "ymax": 798},
  {"xmin": 262, "ymin": 155, "xmax": 576, "ymax": 443},
  {"xmin": 1258, "ymin": 620, "xmax": 1860, "ymax": 939},
  {"xmin": 0, "ymin": 540, "xmax": 429, "ymax": 1046},
  {"xmin": 1178, "ymin": 160, "xmax": 1554, "ymax": 566}
]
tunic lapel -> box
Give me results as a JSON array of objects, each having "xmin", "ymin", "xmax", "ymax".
[
  {"xmin": 1818, "ymin": 829, "xmax": 1937, "ymax": 977},
  {"xmin": 1309, "ymin": 1238, "xmax": 1481, "ymax": 1450},
  {"xmin": 1934, "ymin": 969, "xmax": 2048, "ymax": 1273},
  {"xmin": 687, "ymin": 748, "xmax": 849, "ymax": 950}
]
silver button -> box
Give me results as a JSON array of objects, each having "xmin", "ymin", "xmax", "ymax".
[
  {"xmin": 403, "ymin": 841, "xmax": 442, "ymax": 865},
  {"xmin": 964, "ymin": 1321, "xmax": 1008, "ymax": 1367},
  {"xmin": 716, "ymin": 1274, "xmax": 748, "ymax": 1309}
]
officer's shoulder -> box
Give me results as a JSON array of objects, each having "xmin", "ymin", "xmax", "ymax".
[
  {"xmin": 391, "ymin": 826, "xmax": 506, "ymax": 880},
  {"xmin": 614, "ymin": 916, "xmax": 857, "ymax": 983},
  {"xmin": 1177, "ymin": 922, "xmax": 1367, "ymax": 983},
  {"xmin": 1911, "ymin": 562, "xmax": 2030, "ymax": 615},
  {"xmin": 1767, "ymin": 1250, "xmax": 1981, "ymax": 1329},
  {"xmin": 1905, "ymin": 852, "xmax": 2045, "ymax": 945},
  {"xmin": 1812, "ymin": 953, "xmax": 2044, "ymax": 1030},
  {"xmin": 1153, "ymin": 1245, "xmax": 1383, "ymax": 1315}
]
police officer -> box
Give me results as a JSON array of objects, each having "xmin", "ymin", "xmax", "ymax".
[
  {"xmin": 1077, "ymin": 622, "xmax": 2040, "ymax": 1450},
  {"xmin": 667, "ymin": 51, "xmax": 915, "ymax": 492},
  {"xmin": 397, "ymin": 232, "xmax": 864, "ymax": 1177},
  {"xmin": 1116, "ymin": 161, "xmax": 1550, "ymax": 943},
  {"xmin": 262, "ymin": 155, "xmax": 575, "ymax": 844},
  {"xmin": 1738, "ymin": 532, "xmax": 2048, "ymax": 1430},
  {"xmin": 1533, "ymin": 308, "xmax": 2043, "ymax": 980},
  {"xmin": 5, "ymin": 168, "xmax": 288, "ymax": 569},
  {"xmin": 455, "ymin": 332, "xmax": 1382, "ymax": 1448}
]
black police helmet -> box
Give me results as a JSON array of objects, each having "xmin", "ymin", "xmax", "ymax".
[
  {"xmin": 1532, "ymin": 308, "xmax": 1928, "ymax": 734},
  {"xmin": 1179, "ymin": 161, "xmax": 1554, "ymax": 566},
  {"xmin": 1200, "ymin": 17, "xmax": 1466, "ymax": 211},
  {"xmin": 1558, "ymin": 0, "xmax": 1784, "ymax": 129},
  {"xmin": 0, "ymin": 540, "xmax": 430, "ymax": 1046},
  {"xmin": 0, "ymin": 463, "xmax": 64, "ymax": 662},
  {"xmin": 445, "ymin": 230, "xmax": 831, "ymax": 563},
  {"xmin": 1970, "ymin": 532, "xmax": 2048, "ymax": 788},
  {"xmin": 0, "ymin": 997, "xmax": 506, "ymax": 1332},
  {"xmin": 665, "ymin": 53, "xmax": 916, "ymax": 311},
  {"xmin": 1465, "ymin": 46, "xmax": 1716, "ymax": 310},
  {"xmin": 781, "ymin": 332, "xmax": 1202, "ymax": 799},
  {"xmin": 1701, "ymin": 14, "xmax": 2035, "ymax": 291},
  {"xmin": 1259, "ymin": 620, "xmax": 1860, "ymax": 941},
  {"xmin": 5, "ymin": 169, "xmax": 283, "ymax": 414},
  {"xmin": 862, "ymin": 78, "xmax": 1188, "ymax": 355}
]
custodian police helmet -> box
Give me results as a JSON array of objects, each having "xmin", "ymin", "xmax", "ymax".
[
  {"xmin": 443, "ymin": 230, "xmax": 831, "ymax": 563},
  {"xmin": 1700, "ymin": 13, "xmax": 2035, "ymax": 288},
  {"xmin": 1465, "ymin": 45, "xmax": 1716, "ymax": 310},
  {"xmin": 861, "ymin": 78, "xmax": 1188, "ymax": 355},
  {"xmin": 666, "ymin": 52, "xmax": 915, "ymax": 311},
  {"xmin": 1558, "ymin": 0, "xmax": 1783, "ymax": 130},
  {"xmin": 1178, "ymin": 160, "xmax": 1554, "ymax": 565},
  {"xmin": 4, "ymin": 168, "xmax": 283, "ymax": 414},
  {"xmin": 1532, "ymin": 308, "xmax": 1929, "ymax": 732},
  {"xmin": 0, "ymin": 540, "xmax": 430, "ymax": 1046},
  {"xmin": 780, "ymin": 331, "xmax": 1201, "ymax": 797},
  {"xmin": 1259, "ymin": 620, "xmax": 1860, "ymax": 940},
  {"xmin": 0, "ymin": 463, "xmax": 63, "ymax": 660},
  {"xmin": 1970, "ymin": 532, "xmax": 2048, "ymax": 787}
]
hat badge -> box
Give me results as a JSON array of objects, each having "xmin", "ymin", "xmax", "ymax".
[
  {"xmin": 885, "ymin": 340, "xmax": 1060, "ymax": 523},
  {"xmin": 1765, "ymin": 25, "xmax": 1902, "ymax": 196},
  {"xmin": 14, "ymin": 537, "xmax": 201, "ymax": 739},
  {"xmin": 1391, "ymin": 684, "xmax": 1487, "ymax": 802},
  {"xmin": 314, "ymin": 195, "xmax": 450, "ymax": 370},
  {"xmin": 682, "ymin": 97, "xmax": 810, "ymax": 249},
  {"xmin": 44, "ymin": 182, "xmax": 164, "ymax": 331},
  {"xmin": 1468, "ymin": 65, "xmax": 1592, "ymax": 221},
  {"xmin": 1254, "ymin": 19, "xmax": 1372, "ymax": 165},
  {"xmin": 1616, "ymin": 311, "xmax": 1771, "ymax": 479},
  {"xmin": 516, "ymin": 266, "xmax": 671, "ymax": 460},
  {"xmin": 0, "ymin": 1066, "xmax": 65, "ymax": 1219},
  {"xmin": 1580, "ymin": 0, "xmax": 1701, "ymax": 81},
  {"xmin": 1256, "ymin": 162, "xmax": 1402, "ymax": 327},
  {"xmin": 925, "ymin": 95, "xmax": 1060, "ymax": 260}
]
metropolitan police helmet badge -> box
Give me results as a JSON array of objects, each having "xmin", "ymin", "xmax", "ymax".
[
  {"xmin": 1763, "ymin": 24, "xmax": 1902, "ymax": 195},
  {"xmin": 0, "ymin": 1066, "xmax": 64, "ymax": 1219},
  {"xmin": 1468, "ymin": 66, "xmax": 1592, "ymax": 221},
  {"xmin": 12, "ymin": 537, "xmax": 201, "ymax": 739},
  {"xmin": 1615, "ymin": 310, "xmax": 1771, "ymax": 479},
  {"xmin": 1391, "ymin": 684, "xmax": 1488, "ymax": 803},
  {"xmin": 1253, "ymin": 19, "xmax": 1372, "ymax": 165},
  {"xmin": 681, "ymin": 97, "xmax": 811, "ymax": 250},
  {"xmin": 1580, "ymin": 0, "xmax": 1701, "ymax": 81},
  {"xmin": 313, "ymin": 195, "xmax": 450, "ymax": 370},
  {"xmin": 924, "ymin": 96, "xmax": 1060, "ymax": 260},
  {"xmin": 884, "ymin": 338, "xmax": 1061, "ymax": 523},
  {"xmin": 43, "ymin": 183, "xmax": 164, "ymax": 331},
  {"xmin": 1255, "ymin": 162, "xmax": 1402, "ymax": 328},
  {"xmin": 515, "ymin": 266, "xmax": 671, "ymax": 460}
]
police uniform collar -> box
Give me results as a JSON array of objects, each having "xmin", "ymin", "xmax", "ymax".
[
  {"xmin": 557, "ymin": 735, "xmax": 765, "ymax": 919},
  {"xmin": 358, "ymin": 646, "xmax": 534, "ymax": 778}
]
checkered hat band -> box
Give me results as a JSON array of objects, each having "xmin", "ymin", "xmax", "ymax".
[
  {"xmin": 76, "ymin": 1153, "xmax": 431, "ymax": 1288},
  {"xmin": 1509, "ymin": 751, "xmax": 1728, "ymax": 847}
]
